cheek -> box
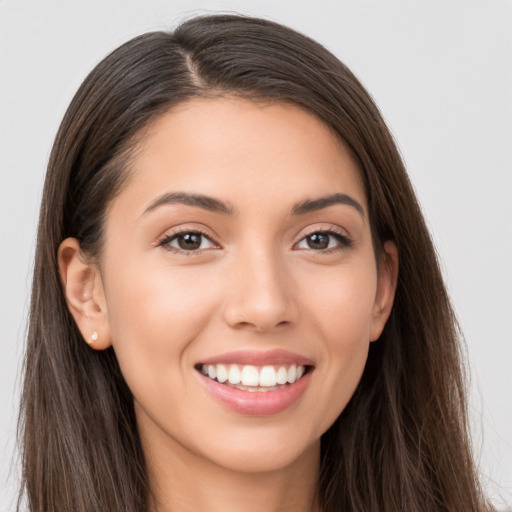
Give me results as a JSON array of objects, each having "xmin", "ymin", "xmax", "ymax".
[
  {"xmin": 105, "ymin": 259, "xmax": 216, "ymax": 334},
  {"xmin": 102, "ymin": 260, "xmax": 222, "ymax": 385},
  {"xmin": 300, "ymin": 259, "xmax": 378, "ymax": 345},
  {"xmin": 298, "ymin": 260, "xmax": 377, "ymax": 416}
]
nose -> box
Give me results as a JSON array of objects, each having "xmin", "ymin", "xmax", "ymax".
[{"xmin": 222, "ymin": 246, "xmax": 299, "ymax": 333}]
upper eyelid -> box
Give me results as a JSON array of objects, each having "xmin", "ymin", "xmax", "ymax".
[
  {"xmin": 301, "ymin": 226, "xmax": 345, "ymax": 235},
  {"xmin": 162, "ymin": 226, "xmax": 348, "ymax": 239},
  {"xmin": 159, "ymin": 225, "xmax": 219, "ymax": 242},
  {"xmin": 296, "ymin": 224, "xmax": 350, "ymax": 240}
]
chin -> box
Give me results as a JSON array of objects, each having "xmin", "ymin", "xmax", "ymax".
[
  {"xmin": 208, "ymin": 441, "xmax": 319, "ymax": 475},
  {"xmin": 187, "ymin": 421, "xmax": 322, "ymax": 475}
]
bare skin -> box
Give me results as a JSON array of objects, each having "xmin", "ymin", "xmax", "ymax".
[
  {"xmin": 143, "ymin": 429, "xmax": 321, "ymax": 512},
  {"xmin": 59, "ymin": 98, "xmax": 398, "ymax": 512}
]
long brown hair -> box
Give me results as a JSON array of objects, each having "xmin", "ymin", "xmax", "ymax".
[{"xmin": 19, "ymin": 14, "xmax": 493, "ymax": 512}]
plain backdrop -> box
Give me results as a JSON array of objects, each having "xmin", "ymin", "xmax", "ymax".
[{"xmin": 1, "ymin": 0, "xmax": 511, "ymax": 510}]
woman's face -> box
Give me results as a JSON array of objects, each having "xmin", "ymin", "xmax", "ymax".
[{"xmin": 68, "ymin": 98, "xmax": 397, "ymax": 474}]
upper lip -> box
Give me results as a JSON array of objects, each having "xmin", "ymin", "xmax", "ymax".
[{"xmin": 197, "ymin": 349, "xmax": 314, "ymax": 367}]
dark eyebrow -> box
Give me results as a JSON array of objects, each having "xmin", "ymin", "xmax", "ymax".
[
  {"xmin": 143, "ymin": 191, "xmax": 364, "ymax": 219},
  {"xmin": 291, "ymin": 193, "xmax": 365, "ymax": 218},
  {"xmin": 143, "ymin": 192, "xmax": 237, "ymax": 216}
]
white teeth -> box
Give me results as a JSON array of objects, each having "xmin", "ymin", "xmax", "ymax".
[
  {"xmin": 228, "ymin": 364, "xmax": 241, "ymax": 384},
  {"xmin": 287, "ymin": 364, "xmax": 297, "ymax": 384},
  {"xmin": 259, "ymin": 366, "xmax": 277, "ymax": 387},
  {"xmin": 241, "ymin": 365, "xmax": 259, "ymax": 386},
  {"xmin": 276, "ymin": 366, "xmax": 288, "ymax": 385},
  {"xmin": 216, "ymin": 364, "xmax": 228, "ymax": 383},
  {"xmin": 201, "ymin": 363, "xmax": 307, "ymax": 387}
]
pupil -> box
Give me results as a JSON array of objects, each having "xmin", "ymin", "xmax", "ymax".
[
  {"xmin": 178, "ymin": 233, "xmax": 202, "ymax": 250},
  {"xmin": 307, "ymin": 233, "xmax": 329, "ymax": 249}
]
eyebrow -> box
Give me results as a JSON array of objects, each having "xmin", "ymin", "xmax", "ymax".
[
  {"xmin": 143, "ymin": 191, "xmax": 364, "ymax": 218},
  {"xmin": 143, "ymin": 192, "xmax": 236, "ymax": 216},
  {"xmin": 291, "ymin": 193, "xmax": 365, "ymax": 218}
]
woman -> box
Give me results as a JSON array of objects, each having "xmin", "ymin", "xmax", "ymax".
[{"xmin": 19, "ymin": 14, "xmax": 493, "ymax": 512}]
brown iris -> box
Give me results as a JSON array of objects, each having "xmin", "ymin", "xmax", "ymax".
[
  {"xmin": 177, "ymin": 232, "xmax": 203, "ymax": 250},
  {"xmin": 306, "ymin": 233, "xmax": 330, "ymax": 250}
]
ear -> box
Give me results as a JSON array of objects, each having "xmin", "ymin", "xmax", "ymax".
[
  {"xmin": 58, "ymin": 237, "xmax": 112, "ymax": 350},
  {"xmin": 370, "ymin": 240, "xmax": 399, "ymax": 342}
]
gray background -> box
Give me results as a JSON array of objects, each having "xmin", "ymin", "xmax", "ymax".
[{"xmin": 1, "ymin": 0, "xmax": 511, "ymax": 510}]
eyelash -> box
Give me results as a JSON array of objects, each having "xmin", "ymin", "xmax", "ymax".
[
  {"xmin": 297, "ymin": 227, "xmax": 353, "ymax": 253},
  {"xmin": 158, "ymin": 227, "xmax": 353, "ymax": 255},
  {"xmin": 158, "ymin": 228, "xmax": 218, "ymax": 255}
]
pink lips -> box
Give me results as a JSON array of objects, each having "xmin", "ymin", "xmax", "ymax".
[
  {"xmin": 199, "ymin": 349, "xmax": 314, "ymax": 367},
  {"xmin": 196, "ymin": 349, "xmax": 314, "ymax": 416}
]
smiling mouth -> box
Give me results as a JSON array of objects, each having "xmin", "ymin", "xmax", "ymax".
[{"xmin": 195, "ymin": 363, "xmax": 312, "ymax": 392}]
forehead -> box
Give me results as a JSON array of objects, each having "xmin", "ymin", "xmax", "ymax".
[{"xmin": 116, "ymin": 97, "xmax": 367, "ymax": 217}]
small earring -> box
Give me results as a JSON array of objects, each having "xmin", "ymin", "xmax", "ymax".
[{"xmin": 87, "ymin": 331, "xmax": 98, "ymax": 346}]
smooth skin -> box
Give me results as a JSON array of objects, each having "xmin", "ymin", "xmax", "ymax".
[{"xmin": 59, "ymin": 98, "xmax": 398, "ymax": 512}]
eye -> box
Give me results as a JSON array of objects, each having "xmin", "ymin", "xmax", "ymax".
[
  {"xmin": 295, "ymin": 230, "xmax": 351, "ymax": 251},
  {"xmin": 159, "ymin": 230, "xmax": 218, "ymax": 253}
]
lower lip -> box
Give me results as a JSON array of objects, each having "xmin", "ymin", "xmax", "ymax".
[{"xmin": 198, "ymin": 371, "xmax": 312, "ymax": 416}]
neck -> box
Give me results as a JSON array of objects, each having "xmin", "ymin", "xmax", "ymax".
[{"xmin": 144, "ymin": 434, "xmax": 321, "ymax": 512}]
